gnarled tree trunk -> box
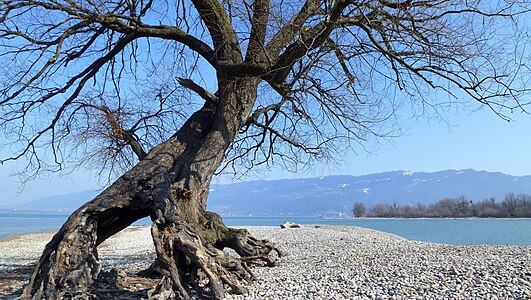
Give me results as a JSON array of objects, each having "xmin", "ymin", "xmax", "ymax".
[{"xmin": 22, "ymin": 79, "xmax": 283, "ymax": 299}]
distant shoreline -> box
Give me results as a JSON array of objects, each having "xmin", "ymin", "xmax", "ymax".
[
  {"xmin": 0, "ymin": 210, "xmax": 73, "ymax": 215},
  {"xmin": 321, "ymin": 216, "xmax": 531, "ymax": 220},
  {"xmin": 1, "ymin": 211, "xmax": 530, "ymax": 220}
]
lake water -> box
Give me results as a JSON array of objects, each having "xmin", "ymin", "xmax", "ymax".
[{"xmin": 0, "ymin": 213, "xmax": 529, "ymax": 246}]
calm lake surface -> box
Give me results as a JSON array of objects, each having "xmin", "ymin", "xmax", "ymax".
[{"xmin": 0, "ymin": 213, "xmax": 529, "ymax": 246}]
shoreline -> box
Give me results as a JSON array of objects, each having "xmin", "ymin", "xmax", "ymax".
[
  {"xmin": 3, "ymin": 210, "xmax": 531, "ymax": 219},
  {"xmin": 320, "ymin": 216, "xmax": 531, "ymax": 220},
  {"xmin": 1, "ymin": 225, "xmax": 530, "ymax": 299}
]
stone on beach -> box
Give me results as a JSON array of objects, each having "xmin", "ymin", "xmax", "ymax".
[{"xmin": 280, "ymin": 221, "xmax": 301, "ymax": 229}]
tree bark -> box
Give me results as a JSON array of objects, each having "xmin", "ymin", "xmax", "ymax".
[{"xmin": 22, "ymin": 79, "xmax": 283, "ymax": 299}]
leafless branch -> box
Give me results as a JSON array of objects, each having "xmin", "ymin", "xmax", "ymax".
[
  {"xmin": 1, "ymin": 0, "xmax": 530, "ymax": 180},
  {"xmin": 175, "ymin": 77, "xmax": 218, "ymax": 103}
]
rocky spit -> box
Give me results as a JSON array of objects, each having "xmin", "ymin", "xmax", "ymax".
[{"xmin": 0, "ymin": 225, "xmax": 529, "ymax": 299}]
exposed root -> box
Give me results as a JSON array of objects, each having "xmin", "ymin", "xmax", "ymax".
[
  {"xmin": 90, "ymin": 268, "xmax": 158, "ymax": 299},
  {"xmin": 22, "ymin": 217, "xmax": 101, "ymax": 300},
  {"xmin": 137, "ymin": 258, "xmax": 168, "ymax": 278},
  {"xmin": 149, "ymin": 222, "xmax": 256, "ymax": 299},
  {"xmin": 147, "ymin": 277, "xmax": 177, "ymax": 300},
  {"xmin": 217, "ymin": 227, "xmax": 286, "ymax": 267},
  {"xmin": 21, "ymin": 208, "xmax": 284, "ymax": 300}
]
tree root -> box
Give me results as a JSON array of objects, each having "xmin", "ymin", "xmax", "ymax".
[
  {"xmin": 136, "ymin": 208, "xmax": 286, "ymax": 299},
  {"xmin": 150, "ymin": 222, "xmax": 256, "ymax": 299},
  {"xmin": 22, "ymin": 209, "xmax": 284, "ymax": 299},
  {"xmin": 22, "ymin": 216, "xmax": 101, "ymax": 299},
  {"xmin": 216, "ymin": 227, "xmax": 285, "ymax": 267}
]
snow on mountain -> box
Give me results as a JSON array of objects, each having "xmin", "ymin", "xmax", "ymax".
[
  {"xmin": 5, "ymin": 169, "xmax": 531, "ymax": 216},
  {"xmin": 207, "ymin": 169, "xmax": 531, "ymax": 216}
]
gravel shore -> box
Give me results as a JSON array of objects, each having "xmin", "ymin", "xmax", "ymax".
[{"xmin": 1, "ymin": 225, "xmax": 529, "ymax": 299}]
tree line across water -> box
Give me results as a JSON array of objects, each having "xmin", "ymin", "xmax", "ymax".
[{"xmin": 352, "ymin": 193, "xmax": 531, "ymax": 218}]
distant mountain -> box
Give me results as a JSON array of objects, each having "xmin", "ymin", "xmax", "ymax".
[
  {"xmin": 5, "ymin": 169, "xmax": 531, "ymax": 216},
  {"xmin": 206, "ymin": 169, "xmax": 531, "ymax": 216},
  {"xmin": 6, "ymin": 190, "xmax": 99, "ymax": 213}
]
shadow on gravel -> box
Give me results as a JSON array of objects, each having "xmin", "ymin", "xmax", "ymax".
[
  {"xmin": 0, "ymin": 264, "xmax": 161, "ymax": 299},
  {"xmin": 90, "ymin": 268, "xmax": 155, "ymax": 299},
  {"xmin": 0, "ymin": 264, "xmax": 34, "ymax": 298}
]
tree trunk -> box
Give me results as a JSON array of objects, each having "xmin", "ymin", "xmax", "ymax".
[{"xmin": 22, "ymin": 79, "xmax": 283, "ymax": 299}]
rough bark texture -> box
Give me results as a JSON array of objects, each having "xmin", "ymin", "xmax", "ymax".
[{"xmin": 22, "ymin": 80, "xmax": 283, "ymax": 299}]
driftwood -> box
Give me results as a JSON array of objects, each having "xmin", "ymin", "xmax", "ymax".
[{"xmin": 280, "ymin": 221, "xmax": 301, "ymax": 229}]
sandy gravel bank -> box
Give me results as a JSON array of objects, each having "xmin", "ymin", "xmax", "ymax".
[{"xmin": 0, "ymin": 225, "xmax": 529, "ymax": 299}]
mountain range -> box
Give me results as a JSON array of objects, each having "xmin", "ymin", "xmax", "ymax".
[
  {"xmin": 4, "ymin": 169, "xmax": 531, "ymax": 216},
  {"xmin": 207, "ymin": 169, "xmax": 531, "ymax": 216}
]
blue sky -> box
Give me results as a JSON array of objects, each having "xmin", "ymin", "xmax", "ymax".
[
  {"xmin": 2, "ymin": 1, "xmax": 531, "ymax": 208},
  {"xmin": 245, "ymin": 106, "xmax": 531, "ymax": 180},
  {"xmin": 1, "ymin": 103, "xmax": 530, "ymax": 206},
  {"xmin": 2, "ymin": 1, "xmax": 531, "ymax": 206}
]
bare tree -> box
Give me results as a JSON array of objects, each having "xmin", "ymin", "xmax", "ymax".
[
  {"xmin": 352, "ymin": 202, "xmax": 366, "ymax": 217},
  {"xmin": 502, "ymin": 193, "xmax": 520, "ymax": 217},
  {"xmin": 476, "ymin": 197, "xmax": 503, "ymax": 217},
  {"xmin": 1, "ymin": 0, "xmax": 530, "ymax": 298},
  {"xmin": 455, "ymin": 196, "xmax": 472, "ymax": 217}
]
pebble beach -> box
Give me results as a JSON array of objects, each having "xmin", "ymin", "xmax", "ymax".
[{"xmin": 0, "ymin": 225, "xmax": 529, "ymax": 299}]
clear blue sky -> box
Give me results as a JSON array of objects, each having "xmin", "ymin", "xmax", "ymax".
[
  {"xmin": 2, "ymin": 1, "xmax": 530, "ymax": 208},
  {"xmin": 1, "ymin": 104, "xmax": 530, "ymax": 206}
]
